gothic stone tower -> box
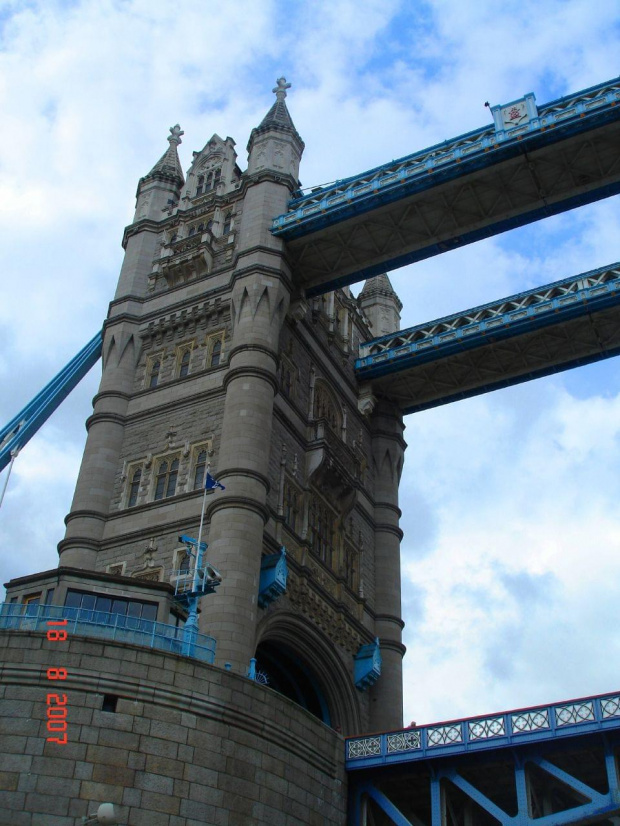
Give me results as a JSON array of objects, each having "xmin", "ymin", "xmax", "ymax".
[{"xmin": 2, "ymin": 79, "xmax": 406, "ymax": 824}]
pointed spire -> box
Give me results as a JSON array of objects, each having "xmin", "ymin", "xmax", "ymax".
[
  {"xmin": 359, "ymin": 274, "xmax": 401, "ymax": 304},
  {"xmin": 144, "ymin": 124, "xmax": 185, "ymax": 186},
  {"xmin": 247, "ymin": 77, "xmax": 304, "ymax": 154},
  {"xmin": 359, "ymin": 274, "xmax": 402, "ymax": 337}
]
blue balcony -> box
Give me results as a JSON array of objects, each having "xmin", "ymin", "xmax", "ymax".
[{"xmin": 0, "ymin": 602, "xmax": 216, "ymax": 665}]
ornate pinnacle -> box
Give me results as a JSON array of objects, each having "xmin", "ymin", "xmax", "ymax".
[
  {"xmin": 168, "ymin": 124, "xmax": 184, "ymax": 146},
  {"xmin": 272, "ymin": 77, "xmax": 291, "ymax": 101}
]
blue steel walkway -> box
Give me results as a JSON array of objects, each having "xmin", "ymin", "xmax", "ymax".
[{"xmin": 346, "ymin": 692, "xmax": 620, "ymax": 825}]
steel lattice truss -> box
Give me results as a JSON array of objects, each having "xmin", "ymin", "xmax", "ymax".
[
  {"xmin": 354, "ymin": 262, "xmax": 620, "ymax": 414},
  {"xmin": 272, "ymin": 77, "xmax": 620, "ymax": 295},
  {"xmin": 347, "ymin": 693, "xmax": 620, "ymax": 825}
]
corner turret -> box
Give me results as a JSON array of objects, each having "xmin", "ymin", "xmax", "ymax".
[
  {"xmin": 133, "ymin": 124, "xmax": 185, "ymax": 222},
  {"xmin": 359, "ymin": 273, "xmax": 403, "ymax": 337},
  {"xmin": 247, "ymin": 77, "xmax": 304, "ymax": 181}
]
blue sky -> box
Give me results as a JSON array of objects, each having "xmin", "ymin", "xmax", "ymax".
[{"xmin": 0, "ymin": 0, "xmax": 619, "ymax": 726}]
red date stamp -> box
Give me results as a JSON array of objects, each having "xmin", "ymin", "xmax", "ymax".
[{"xmin": 45, "ymin": 620, "xmax": 68, "ymax": 744}]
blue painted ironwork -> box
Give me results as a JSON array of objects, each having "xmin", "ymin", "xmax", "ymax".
[
  {"xmin": 0, "ymin": 601, "xmax": 216, "ymax": 664},
  {"xmin": 347, "ymin": 692, "xmax": 620, "ymax": 825},
  {"xmin": 273, "ymin": 76, "xmax": 620, "ymax": 240},
  {"xmin": 354, "ymin": 637, "xmax": 381, "ymax": 691},
  {"xmin": 346, "ymin": 692, "xmax": 620, "ymax": 769},
  {"xmin": 172, "ymin": 534, "xmax": 222, "ymax": 657},
  {"xmin": 356, "ymin": 262, "xmax": 620, "ymax": 389},
  {"xmin": 258, "ymin": 547, "xmax": 288, "ymax": 608},
  {"xmin": 0, "ymin": 330, "xmax": 103, "ymax": 474}
]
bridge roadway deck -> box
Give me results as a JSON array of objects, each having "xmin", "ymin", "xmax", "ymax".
[
  {"xmin": 346, "ymin": 691, "xmax": 620, "ymax": 825},
  {"xmin": 273, "ymin": 77, "xmax": 620, "ymax": 296},
  {"xmin": 354, "ymin": 263, "xmax": 620, "ymax": 414}
]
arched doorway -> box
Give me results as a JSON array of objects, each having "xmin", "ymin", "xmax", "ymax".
[
  {"xmin": 255, "ymin": 610, "xmax": 362, "ymax": 735},
  {"xmin": 255, "ymin": 640, "xmax": 331, "ymax": 724}
]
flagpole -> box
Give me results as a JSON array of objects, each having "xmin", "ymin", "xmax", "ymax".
[{"xmin": 193, "ymin": 463, "xmax": 210, "ymax": 591}]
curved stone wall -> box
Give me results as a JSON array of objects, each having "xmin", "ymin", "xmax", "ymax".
[{"xmin": 0, "ymin": 630, "xmax": 347, "ymax": 825}]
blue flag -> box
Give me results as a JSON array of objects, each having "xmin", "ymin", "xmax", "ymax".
[{"xmin": 205, "ymin": 471, "xmax": 225, "ymax": 491}]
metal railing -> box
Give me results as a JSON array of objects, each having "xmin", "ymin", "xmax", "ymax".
[
  {"xmin": 272, "ymin": 76, "xmax": 620, "ymax": 236},
  {"xmin": 0, "ymin": 602, "xmax": 216, "ymax": 664},
  {"xmin": 346, "ymin": 691, "xmax": 620, "ymax": 768}
]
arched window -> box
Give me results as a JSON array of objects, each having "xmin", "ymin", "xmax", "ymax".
[
  {"xmin": 188, "ymin": 226, "xmax": 196, "ymax": 237},
  {"xmin": 313, "ymin": 382, "xmax": 341, "ymax": 431},
  {"xmin": 196, "ymin": 175, "xmax": 204, "ymax": 196},
  {"xmin": 154, "ymin": 457, "xmax": 179, "ymax": 501},
  {"xmin": 206, "ymin": 171, "xmax": 213, "ymax": 190},
  {"xmin": 283, "ymin": 480, "xmax": 301, "ymax": 534},
  {"xmin": 207, "ymin": 219, "xmax": 214, "ymax": 232},
  {"xmin": 223, "ymin": 212, "xmax": 232, "ymax": 235},
  {"xmin": 179, "ymin": 349, "xmax": 191, "ymax": 378},
  {"xmin": 170, "ymin": 232, "xmax": 177, "ymax": 243},
  {"xmin": 128, "ymin": 467, "xmax": 142, "ymax": 508},
  {"xmin": 148, "ymin": 359, "xmax": 161, "ymax": 389},
  {"xmin": 213, "ymin": 168, "xmax": 221, "ymax": 188},
  {"xmin": 210, "ymin": 338, "xmax": 222, "ymax": 367},
  {"xmin": 197, "ymin": 223, "xmax": 204, "ymax": 233},
  {"xmin": 309, "ymin": 495, "xmax": 337, "ymax": 568},
  {"xmin": 193, "ymin": 449, "xmax": 208, "ymax": 489}
]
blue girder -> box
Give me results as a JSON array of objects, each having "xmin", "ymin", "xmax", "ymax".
[
  {"xmin": 273, "ymin": 76, "xmax": 620, "ymax": 240},
  {"xmin": 355, "ymin": 262, "xmax": 620, "ymax": 400},
  {"xmin": 0, "ymin": 331, "xmax": 103, "ymax": 474},
  {"xmin": 347, "ymin": 691, "xmax": 620, "ymax": 826}
]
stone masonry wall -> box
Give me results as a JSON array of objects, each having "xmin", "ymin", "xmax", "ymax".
[{"xmin": 0, "ymin": 631, "xmax": 347, "ymax": 826}]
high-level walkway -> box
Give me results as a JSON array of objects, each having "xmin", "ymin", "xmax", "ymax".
[
  {"xmin": 346, "ymin": 691, "xmax": 620, "ymax": 825},
  {"xmin": 355, "ymin": 262, "xmax": 620, "ymax": 413},
  {"xmin": 273, "ymin": 77, "xmax": 620, "ymax": 295}
]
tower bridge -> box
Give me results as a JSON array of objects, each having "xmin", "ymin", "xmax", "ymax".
[
  {"xmin": 272, "ymin": 75, "xmax": 620, "ymax": 294},
  {"xmin": 1, "ymin": 74, "xmax": 620, "ymax": 825}
]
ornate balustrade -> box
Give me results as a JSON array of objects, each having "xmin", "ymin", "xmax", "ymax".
[{"xmin": 346, "ymin": 691, "xmax": 620, "ymax": 768}]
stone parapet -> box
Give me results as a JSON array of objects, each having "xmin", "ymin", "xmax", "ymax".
[{"xmin": 0, "ymin": 631, "xmax": 347, "ymax": 825}]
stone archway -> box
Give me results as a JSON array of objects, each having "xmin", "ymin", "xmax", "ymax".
[{"xmin": 256, "ymin": 610, "xmax": 362, "ymax": 735}]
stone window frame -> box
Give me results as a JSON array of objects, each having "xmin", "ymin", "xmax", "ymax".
[
  {"xmin": 125, "ymin": 461, "xmax": 145, "ymax": 508},
  {"xmin": 152, "ymin": 452, "xmax": 182, "ymax": 501},
  {"xmin": 145, "ymin": 350, "xmax": 165, "ymax": 390},
  {"xmin": 126, "ymin": 462, "xmax": 144, "ymax": 508},
  {"xmin": 132, "ymin": 568, "xmax": 164, "ymax": 583},
  {"xmin": 191, "ymin": 440, "xmax": 213, "ymax": 491},
  {"xmin": 313, "ymin": 379, "xmax": 342, "ymax": 433},
  {"xmin": 308, "ymin": 490, "xmax": 339, "ymax": 570},
  {"xmin": 173, "ymin": 547, "xmax": 192, "ymax": 574},
  {"xmin": 175, "ymin": 341, "xmax": 195, "ymax": 379},
  {"xmin": 206, "ymin": 331, "xmax": 225, "ymax": 368},
  {"xmin": 106, "ymin": 561, "xmax": 127, "ymax": 576},
  {"xmin": 282, "ymin": 476, "xmax": 303, "ymax": 536},
  {"xmin": 279, "ymin": 352, "xmax": 298, "ymax": 400}
]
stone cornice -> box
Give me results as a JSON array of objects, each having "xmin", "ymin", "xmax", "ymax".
[
  {"xmin": 223, "ymin": 364, "xmax": 279, "ymax": 394},
  {"xmin": 206, "ymin": 495, "xmax": 270, "ymax": 523},
  {"xmin": 86, "ymin": 411, "xmax": 127, "ymax": 431}
]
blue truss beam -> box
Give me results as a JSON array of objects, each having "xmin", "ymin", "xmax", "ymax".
[
  {"xmin": 346, "ymin": 691, "xmax": 620, "ymax": 769},
  {"xmin": 354, "ymin": 263, "xmax": 620, "ymax": 411},
  {"xmin": 0, "ymin": 331, "xmax": 103, "ymax": 474},
  {"xmin": 274, "ymin": 76, "xmax": 620, "ymax": 240}
]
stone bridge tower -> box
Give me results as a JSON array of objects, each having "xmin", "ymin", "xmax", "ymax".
[{"xmin": 10, "ymin": 79, "xmax": 406, "ymax": 738}]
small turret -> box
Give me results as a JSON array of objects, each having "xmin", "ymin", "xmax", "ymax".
[
  {"xmin": 359, "ymin": 273, "xmax": 403, "ymax": 337},
  {"xmin": 246, "ymin": 77, "xmax": 304, "ymax": 181},
  {"xmin": 133, "ymin": 124, "xmax": 185, "ymax": 222}
]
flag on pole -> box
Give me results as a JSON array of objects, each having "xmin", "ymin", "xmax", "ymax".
[{"xmin": 205, "ymin": 471, "xmax": 225, "ymax": 491}]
